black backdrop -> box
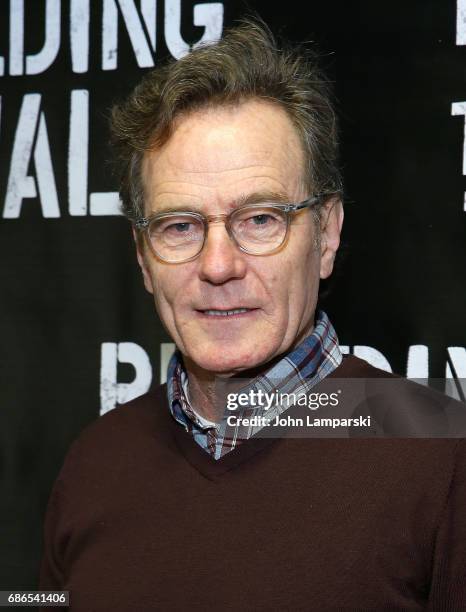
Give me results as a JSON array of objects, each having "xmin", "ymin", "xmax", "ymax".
[{"xmin": 1, "ymin": 0, "xmax": 465, "ymax": 591}]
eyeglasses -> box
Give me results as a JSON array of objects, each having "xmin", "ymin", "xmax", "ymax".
[{"xmin": 133, "ymin": 194, "xmax": 329, "ymax": 263}]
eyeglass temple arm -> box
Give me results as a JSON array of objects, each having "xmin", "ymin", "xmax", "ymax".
[{"xmin": 286, "ymin": 194, "xmax": 324, "ymax": 212}]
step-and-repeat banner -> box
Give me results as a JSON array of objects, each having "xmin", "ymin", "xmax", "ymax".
[{"xmin": 1, "ymin": 0, "xmax": 465, "ymax": 589}]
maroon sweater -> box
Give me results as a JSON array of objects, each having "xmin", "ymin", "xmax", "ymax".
[{"xmin": 39, "ymin": 356, "xmax": 466, "ymax": 611}]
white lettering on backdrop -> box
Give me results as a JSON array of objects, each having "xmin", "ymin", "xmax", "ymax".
[
  {"xmin": 100, "ymin": 342, "xmax": 153, "ymax": 414},
  {"xmin": 0, "ymin": 0, "xmax": 223, "ymax": 75},
  {"xmin": 0, "ymin": 0, "xmax": 224, "ymax": 218}
]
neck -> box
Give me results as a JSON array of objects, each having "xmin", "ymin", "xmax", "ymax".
[{"xmin": 183, "ymin": 363, "xmax": 225, "ymax": 422}]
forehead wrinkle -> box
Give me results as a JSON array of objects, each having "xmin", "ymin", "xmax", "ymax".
[
  {"xmin": 162, "ymin": 158, "xmax": 292, "ymax": 175},
  {"xmin": 144, "ymin": 155, "xmax": 294, "ymax": 188},
  {"xmin": 159, "ymin": 175, "xmax": 290, "ymax": 186},
  {"xmin": 146, "ymin": 189, "xmax": 294, "ymax": 217},
  {"xmin": 144, "ymin": 171, "xmax": 296, "ymax": 202},
  {"xmin": 148, "ymin": 161, "xmax": 293, "ymax": 180},
  {"xmin": 158, "ymin": 134, "xmax": 301, "ymax": 177}
]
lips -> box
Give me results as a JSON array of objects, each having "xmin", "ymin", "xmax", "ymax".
[
  {"xmin": 196, "ymin": 307, "xmax": 258, "ymax": 317},
  {"xmin": 203, "ymin": 308, "xmax": 250, "ymax": 316}
]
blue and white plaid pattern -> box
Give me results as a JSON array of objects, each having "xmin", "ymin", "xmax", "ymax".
[{"xmin": 167, "ymin": 310, "xmax": 342, "ymax": 460}]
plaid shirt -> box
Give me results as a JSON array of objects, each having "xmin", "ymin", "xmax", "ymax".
[{"xmin": 167, "ymin": 310, "xmax": 342, "ymax": 460}]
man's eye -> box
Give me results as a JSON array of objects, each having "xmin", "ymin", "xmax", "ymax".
[
  {"xmin": 156, "ymin": 219, "xmax": 197, "ymax": 235},
  {"xmin": 166, "ymin": 222, "xmax": 192, "ymax": 233},
  {"xmin": 251, "ymin": 214, "xmax": 272, "ymax": 225}
]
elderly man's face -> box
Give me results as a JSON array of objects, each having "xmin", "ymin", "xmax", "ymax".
[{"xmin": 136, "ymin": 99, "xmax": 342, "ymax": 375}]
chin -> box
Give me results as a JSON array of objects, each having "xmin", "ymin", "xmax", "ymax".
[{"xmin": 187, "ymin": 342, "xmax": 276, "ymax": 376}]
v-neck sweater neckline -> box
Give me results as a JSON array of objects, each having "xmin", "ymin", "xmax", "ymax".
[{"xmin": 159, "ymin": 354, "xmax": 379, "ymax": 479}]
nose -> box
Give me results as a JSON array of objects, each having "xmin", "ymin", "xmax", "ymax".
[{"xmin": 197, "ymin": 221, "xmax": 247, "ymax": 284}]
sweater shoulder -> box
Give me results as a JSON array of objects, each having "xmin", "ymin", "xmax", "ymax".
[
  {"xmin": 333, "ymin": 354, "xmax": 401, "ymax": 378},
  {"xmin": 334, "ymin": 354, "xmax": 464, "ymax": 410},
  {"xmin": 82, "ymin": 383, "xmax": 168, "ymax": 440}
]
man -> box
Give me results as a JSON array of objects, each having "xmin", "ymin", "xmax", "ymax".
[{"xmin": 40, "ymin": 19, "xmax": 466, "ymax": 610}]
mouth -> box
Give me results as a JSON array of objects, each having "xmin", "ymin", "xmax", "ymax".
[{"xmin": 196, "ymin": 307, "xmax": 259, "ymax": 318}]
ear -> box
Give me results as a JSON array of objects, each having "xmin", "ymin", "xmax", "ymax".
[
  {"xmin": 132, "ymin": 226, "xmax": 154, "ymax": 295},
  {"xmin": 319, "ymin": 196, "xmax": 344, "ymax": 279}
]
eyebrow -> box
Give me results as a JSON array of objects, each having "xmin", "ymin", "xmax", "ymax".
[
  {"xmin": 234, "ymin": 190, "xmax": 292, "ymax": 207},
  {"xmin": 149, "ymin": 190, "xmax": 293, "ymax": 216}
]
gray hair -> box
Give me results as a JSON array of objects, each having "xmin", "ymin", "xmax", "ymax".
[{"xmin": 110, "ymin": 17, "xmax": 343, "ymax": 223}]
